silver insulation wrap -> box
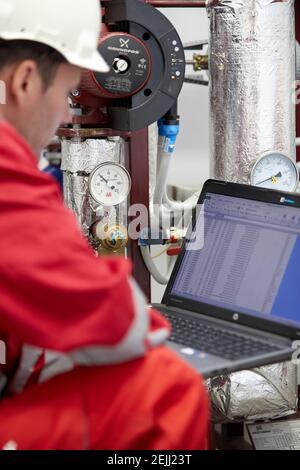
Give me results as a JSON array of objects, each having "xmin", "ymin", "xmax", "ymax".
[
  {"xmin": 61, "ymin": 138, "xmax": 123, "ymax": 173},
  {"xmin": 63, "ymin": 173, "xmax": 96, "ymax": 238},
  {"xmin": 62, "ymin": 138, "xmax": 124, "ymax": 238},
  {"xmin": 207, "ymin": 362, "xmax": 298, "ymax": 422},
  {"xmin": 207, "ymin": 0, "xmax": 296, "ymax": 183},
  {"xmin": 296, "ymin": 42, "xmax": 300, "ymax": 81}
]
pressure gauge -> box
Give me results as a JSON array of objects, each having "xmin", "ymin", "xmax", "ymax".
[
  {"xmin": 89, "ymin": 163, "xmax": 131, "ymax": 206},
  {"xmin": 250, "ymin": 152, "xmax": 299, "ymax": 192}
]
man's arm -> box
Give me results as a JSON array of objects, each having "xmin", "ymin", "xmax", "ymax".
[{"xmin": 0, "ymin": 171, "xmax": 169, "ymax": 365}]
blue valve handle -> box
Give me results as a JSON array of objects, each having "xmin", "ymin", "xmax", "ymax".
[{"xmin": 158, "ymin": 121, "xmax": 180, "ymax": 153}]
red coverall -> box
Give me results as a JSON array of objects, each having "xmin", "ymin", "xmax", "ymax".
[{"xmin": 0, "ymin": 122, "xmax": 210, "ymax": 450}]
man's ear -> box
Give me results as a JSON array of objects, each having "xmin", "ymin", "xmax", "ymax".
[{"xmin": 10, "ymin": 60, "xmax": 43, "ymax": 106}]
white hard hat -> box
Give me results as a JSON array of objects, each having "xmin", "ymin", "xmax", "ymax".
[{"xmin": 0, "ymin": 0, "xmax": 109, "ymax": 73}]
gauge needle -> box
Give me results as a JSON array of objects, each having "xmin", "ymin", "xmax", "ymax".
[
  {"xmin": 256, "ymin": 172, "xmax": 282, "ymax": 186},
  {"xmin": 100, "ymin": 175, "xmax": 109, "ymax": 184}
]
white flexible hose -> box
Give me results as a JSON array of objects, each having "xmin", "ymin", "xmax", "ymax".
[
  {"xmin": 152, "ymin": 145, "xmax": 181, "ymax": 225},
  {"xmin": 146, "ymin": 130, "xmax": 199, "ymax": 285},
  {"xmin": 152, "ymin": 138, "xmax": 199, "ymax": 226},
  {"xmin": 163, "ymin": 190, "xmax": 200, "ymax": 211},
  {"xmin": 140, "ymin": 245, "xmax": 177, "ymax": 285},
  {"xmin": 153, "ymin": 138, "xmax": 169, "ymax": 207}
]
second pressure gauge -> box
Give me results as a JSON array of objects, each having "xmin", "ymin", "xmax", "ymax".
[
  {"xmin": 250, "ymin": 152, "xmax": 299, "ymax": 192},
  {"xmin": 89, "ymin": 162, "xmax": 131, "ymax": 206}
]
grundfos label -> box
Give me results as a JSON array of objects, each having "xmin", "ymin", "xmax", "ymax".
[
  {"xmin": 106, "ymin": 37, "xmax": 140, "ymax": 55},
  {"xmin": 104, "ymin": 77, "xmax": 132, "ymax": 93},
  {"xmin": 97, "ymin": 33, "xmax": 151, "ymax": 97},
  {"xmin": 107, "ymin": 46, "xmax": 140, "ymax": 55}
]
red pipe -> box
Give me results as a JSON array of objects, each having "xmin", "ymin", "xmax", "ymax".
[{"xmin": 145, "ymin": 1, "xmax": 206, "ymax": 7}]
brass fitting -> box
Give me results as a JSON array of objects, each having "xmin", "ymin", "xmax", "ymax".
[
  {"xmin": 92, "ymin": 223, "xmax": 128, "ymax": 256},
  {"xmin": 186, "ymin": 53, "xmax": 208, "ymax": 72}
]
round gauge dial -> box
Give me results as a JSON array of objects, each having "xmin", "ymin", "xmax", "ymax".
[
  {"xmin": 89, "ymin": 163, "xmax": 131, "ymax": 206},
  {"xmin": 250, "ymin": 152, "xmax": 299, "ymax": 192}
]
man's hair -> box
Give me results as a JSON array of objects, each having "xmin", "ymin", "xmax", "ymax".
[{"xmin": 0, "ymin": 39, "xmax": 66, "ymax": 89}]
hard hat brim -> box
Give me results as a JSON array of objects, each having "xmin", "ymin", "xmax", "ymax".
[
  {"xmin": 0, "ymin": 31, "xmax": 110, "ymax": 74},
  {"xmin": 65, "ymin": 50, "xmax": 110, "ymax": 74}
]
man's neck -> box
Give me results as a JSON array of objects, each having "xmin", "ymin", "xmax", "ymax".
[{"xmin": 0, "ymin": 117, "xmax": 40, "ymax": 161}]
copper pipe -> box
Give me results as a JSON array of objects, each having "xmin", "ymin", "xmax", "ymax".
[{"xmin": 145, "ymin": 1, "xmax": 206, "ymax": 7}]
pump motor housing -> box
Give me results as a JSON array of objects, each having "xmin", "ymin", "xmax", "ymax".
[{"xmin": 71, "ymin": 0, "xmax": 185, "ymax": 132}]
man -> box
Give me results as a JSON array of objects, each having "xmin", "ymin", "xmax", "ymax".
[{"xmin": 0, "ymin": 0, "xmax": 209, "ymax": 450}]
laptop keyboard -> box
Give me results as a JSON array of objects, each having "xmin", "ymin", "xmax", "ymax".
[{"xmin": 162, "ymin": 311, "xmax": 281, "ymax": 361}]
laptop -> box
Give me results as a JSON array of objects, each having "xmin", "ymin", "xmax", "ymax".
[{"xmin": 153, "ymin": 179, "xmax": 300, "ymax": 378}]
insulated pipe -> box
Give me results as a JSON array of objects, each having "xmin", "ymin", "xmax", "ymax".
[
  {"xmin": 296, "ymin": 42, "xmax": 300, "ymax": 81},
  {"xmin": 296, "ymin": 2, "xmax": 300, "ymax": 161},
  {"xmin": 61, "ymin": 138, "xmax": 122, "ymax": 239},
  {"xmin": 208, "ymin": 0, "xmax": 296, "ymax": 183},
  {"xmin": 146, "ymin": 1, "xmax": 206, "ymax": 7}
]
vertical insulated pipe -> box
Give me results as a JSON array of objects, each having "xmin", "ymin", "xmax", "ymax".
[
  {"xmin": 296, "ymin": 1, "xmax": 300, "ymax": 161},
  {"xmin": 207, "ymin": 0, "xmax": 296, "ymax": 183}
]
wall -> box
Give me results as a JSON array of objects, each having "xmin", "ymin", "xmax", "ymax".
[
  {"xmin": 162, "ymin": 7, "xmax": 210, "ymax": 188},
  {"xmin": 151, "ymin": 7, "xmax": 210, "ymax": 302}
]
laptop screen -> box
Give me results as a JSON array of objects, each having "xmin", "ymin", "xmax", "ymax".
[{"xmin": 170, "ymin": 192, "xmax": 300, "ymax": 328}]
